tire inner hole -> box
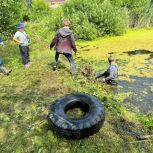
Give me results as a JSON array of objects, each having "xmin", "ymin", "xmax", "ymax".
[{"xmin": 64, "ymin": 101, "xmax": 90, "ymax": 119}]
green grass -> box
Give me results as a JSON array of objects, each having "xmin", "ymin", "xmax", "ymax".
[{"xmin": 0, "ymin": 26, "xmax": 153, "ymax": 153}]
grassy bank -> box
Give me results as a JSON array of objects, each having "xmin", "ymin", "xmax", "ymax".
[{"xmin": 0, "ymin": 27, "xmax": 153, "ymax": 152}]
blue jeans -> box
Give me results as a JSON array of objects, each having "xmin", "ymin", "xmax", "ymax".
[
  {"xmin": 55, "ymin": 52, "xmax": 75, "ymax": 74},
  {"xmin": 0, "ymin": 57, "xmax": 3, "ymax": 66}
]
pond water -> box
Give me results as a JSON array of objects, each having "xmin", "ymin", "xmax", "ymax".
[
  {"xmin": 118, "ymin": 76, "xmax": 153, "ymax": 114},
  {"xmin": 117, "ymin": 50, "xmax": 153, "ymax": 114},
  {"xmin": 123, "ymin": 49, "xmax": 153, "ymax": 56},
  {"xmin": 78, "ymin": 47, "xmax": 153, "ymax": 114}
]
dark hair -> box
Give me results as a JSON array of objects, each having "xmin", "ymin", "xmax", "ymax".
[{"xmin": 108, "ymin": 56, "xmax": 115, "ymax": 63}]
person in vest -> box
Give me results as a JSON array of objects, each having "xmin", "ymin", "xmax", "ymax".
[
  {"xmin": 96, "ymin": 56, "xmax": 118, "ymax": 85},
  {"xmin": 50, "ymin": 19, "xmax": 77, "ymax": 74},
  {"xmin": 13, "ymin": 23, "xmax": 31, "ymax": 68},
  {"xmin": 0, "ymin": 37, "xmax": 12, "ymax": 75}
]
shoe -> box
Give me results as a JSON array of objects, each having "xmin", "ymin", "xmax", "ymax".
[
  {"xmin": 53, "ymin": 65, "xmax": 57, "ymax": 71},
  {"xmin": 24, "ymin": 64, "xmax": 29, "ymax": 68},
  {"xmin": 0, "ymin": 66, "xmax": 12, "ymax": 75},
  {"xmin": 6, "ymin": 69, "xmax": 12, "ymax": 76},
  {"xmin": 70, "ymin": 70, "xmax": 75, "ymax": 75},
  {"xmin": 24, "ymin": 63, "xmax": 30, "ymax": 68},
  {"xmin": 28, "ymin": 62, "xmax": 31, "ymax": 66}
]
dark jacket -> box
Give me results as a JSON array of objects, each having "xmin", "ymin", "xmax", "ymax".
[{"xmin": 50, "ymin": 28, "xmax": 77, "ymax": 54}]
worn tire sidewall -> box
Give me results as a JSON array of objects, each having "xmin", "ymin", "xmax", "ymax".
[{"xmin": 48, "ymin": 93, "xmax": 104, "ymax": 130}]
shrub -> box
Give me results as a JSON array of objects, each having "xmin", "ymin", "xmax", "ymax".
[
  {"xmin": 30, "ymin": 0, "xmax": 52, "ymax": 20},
  {"xmin": 0, "ymin": 0, "xmax": 24, "ymax": 35},
  {"xmin": 61, "ymin": 0, "xmax": 128, "ymax": 40},
  {"xmin": 67, "ymin": 11, "xmax": 99, "ymax": 40},
  {"xmin": 95, "ymin": 0, "xmax": 128, "ymax": 35},
  {"xmin": 26, "ymin": 0, "xmax": 63, "ymax": 42},
  {"xmin": 111, "ymin": 0, "xmax": 153, "ymax": 27},
  {"xmin": 125, "ymin": 0, "xmax": 148, "ymax": 27},
  {"xmin": 29, "ymin": 0, "xmax": 64, "ymax": 32},
  {"xmin": 137, "ymin": 0, "xmax": 153, "ymax": 27}
]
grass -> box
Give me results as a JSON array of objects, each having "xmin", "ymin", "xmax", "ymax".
[{"xmin": 0, "ymin": 26, "xmax": 153, "ymax": 153}]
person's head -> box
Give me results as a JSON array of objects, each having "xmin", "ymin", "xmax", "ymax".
[
  {"xmin": 63, "ymin": 19, "xmax": 71, "ymax": 27},
  {"xmin": 17, "ymin": 23, "xmax": 25, "ymax": 31},
  {"xmin": 108, "ymin": 56, "xmax": 116, "ymax": 64}
]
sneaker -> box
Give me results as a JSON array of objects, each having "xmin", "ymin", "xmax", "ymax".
[
  {"xmin": 6, "ymin": 69, "xmax": 12, "ymax": 76},
  {"xmin": 53, "ymin": 65, "xmax": 57, "ymax": 71},
  {"xmin": 24, "ymin": 64, "xmax": 30, "ymax": 68},
  {"xmin": 70, "ymin": 70, "xmax": 75, "ymax": 75},
  {"xmin": 28, "ymin": 62, "xmax": 31, "ymax": 66}
]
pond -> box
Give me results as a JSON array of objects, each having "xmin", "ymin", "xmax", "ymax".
[
  {"xmin": 117, "ymin": 50, "xmax": 153, "ymax": 114},
  {"xmin": 76, "ymin": 45, "xmax": 153, "ymax": 115},
  {"xmin": 118, "ymin": 75, "xmax": 153, "ymax": 114}
]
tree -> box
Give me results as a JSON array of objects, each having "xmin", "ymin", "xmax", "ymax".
[{"xmin": 0, "ymin": 0, "xmax": 24, "ymax": 35}]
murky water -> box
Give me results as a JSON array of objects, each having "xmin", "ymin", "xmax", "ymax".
[
  {"xmin": 77, "ymin": 48, "xmax": 153, "ymax": 114},
  {"xmin": 117, "ymin": 50, "xmax": 153, "ymax": 114},
  {"xmin": 118, "ymin": 76, "xmax": 153, "ymax": 114},
  {"xmin": 123, "ymin": 49, "xmax": 153, "ymax": 56}
]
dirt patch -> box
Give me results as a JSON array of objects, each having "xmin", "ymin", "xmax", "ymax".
[
  {"xmin": 82, "ymin": 65, "xmax": 95, "ymax": 80},
  {"xmin": 111, "ymin": 118, "xmax": 145, "ymax": 140}
]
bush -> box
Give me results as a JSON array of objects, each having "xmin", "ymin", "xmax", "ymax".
[
  {"xmin": 26, "ymin": 0, "xmax": 63, "ymax": 42},
  {"xmin": 137, "ymin": 0, "xmax": 153, "ymax": 27},
  {"xmin": 66, "ymin": 11, "xmax": 99, "ymax": 40},
  {"xmin": 0, "ymin": 0, "xmax": 24, "ymax": 35},
  {"xmin": 125, "ymin": 0, "xmax": 149, "ymax": 27},
  {"xmin": 95, "ymin": 0, "xmax": 128, "ymax": 35},
  {"xmin": 111, "ymin": 0, "xmax": 153, "ymax": 27},
  {"xmin": 61, "ymin": 0, "xmax": 128, "ymax": 40},
  {"xmin": 29, "ymin": 0, "xmax": 62, "ymax": 32},
  {"xmin": 30, "ymin": 0, "xmax": 51, "ymax": 18}
]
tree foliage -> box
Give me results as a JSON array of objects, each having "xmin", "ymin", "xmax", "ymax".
[
  {"xmin": 0, "ymin": 0, "xmax": 24, "ymax": 35},
  {"xmin": 1, "ymin": 0, "xmax": 153, "ymax": 39},
  {"xmin": 61, "ymin": 0, "xmax": 128, "ymax": 40},
  {"xmin": 111, "ymin": 0, "xmax": 153, "ymax": 27}
]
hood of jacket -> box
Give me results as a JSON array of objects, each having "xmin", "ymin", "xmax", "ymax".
[{"xmin": 58, "ymin": 28, "xmax": 72, "ymax": 38}]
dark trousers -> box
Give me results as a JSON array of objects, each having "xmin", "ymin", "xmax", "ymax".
[
  {"xmin": 96, "ymin": 71, "xmax": 117, "ymax": 85},
  {"xmin": 55, "ymin": 52, "xmax": 75, "ymax": 73},
  {"xmin": 19, "ymin": 46, "xmax": 30, "ymax": 65},
  {"xmin": 96, "ymin": 71, "xmax": 109, "ymax": 79}
]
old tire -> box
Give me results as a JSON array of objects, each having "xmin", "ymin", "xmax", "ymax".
[{"xmin": 48, "ymin": 93, "xmax": 105, "ymax": 139}]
